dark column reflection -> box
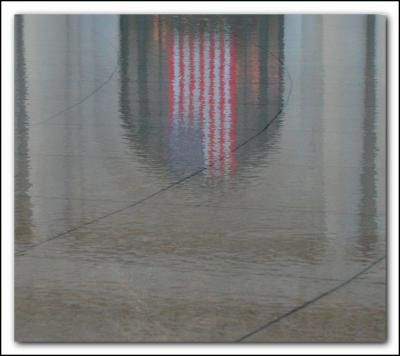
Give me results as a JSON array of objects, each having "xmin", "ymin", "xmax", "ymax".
[
  {"xmin": 119, "ymin": 16, "xmax": 163, "ymax": 158},
  {"xmin": 137, "ymin": 17, "xmax": 150, "ymax": 120},
  {"xmin": 14, "ymin": 15, "xmax": 33, "ymax": 245},
  {"xmin": 118, "ymin": 15, "xmax": 285, "ymax": 179},
  {"xmin": 358, "ymin": 15, "xmax": 379, "ymax": 257},
  {"xmin": 63, "ymin": 16, "xmax": 74, "ymax": 223},
  {"xmin": 225, "ymin": 16, "xmax": 285, "ymax": 172}
]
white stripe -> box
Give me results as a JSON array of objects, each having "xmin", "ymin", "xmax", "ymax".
[
  {"xmin": 213, "ymin": 30, "xmax": 221, "ymax": 175},
  {"xmin": 223, "ymin": 27, "xmax": 232, "ymax": 173},
  {"xmin": 203, "ymin": 31, "xmax": 210, "ymax": 169}
]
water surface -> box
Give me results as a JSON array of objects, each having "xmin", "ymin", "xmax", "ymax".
[{"xmin": 15, "ymin": 14, "xmax": 386, "ymax": 342}]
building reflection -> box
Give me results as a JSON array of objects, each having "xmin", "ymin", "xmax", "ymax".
[{"xmin": 119, "ymin": 15, "xmax": 285, "ymax": 179}]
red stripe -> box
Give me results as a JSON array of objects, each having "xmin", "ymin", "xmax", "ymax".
[
  {"xmin": 189, "ymin": 32, "xmax": 194, "ymax": 125},
  {"xmin": 168, "ymin": 27, "xmax": 174, "ymax": 127},
  {"xmin": 209, "ymin": 31, "xmax": 215, "ymax": 175},
  {"xmin": 179, "ymin": 30, "xmax": 184, "ymax": 121},
  {"xmin": 229, "ymin": 30, "xmax": 236, "ymax": 174},
  {"xmin": 219, "ymin": 30, "xmax": 225, "ymax": 175},
  {"xmin": 199, "ymin": 31, "xmax": 204, "ymax": 129}
]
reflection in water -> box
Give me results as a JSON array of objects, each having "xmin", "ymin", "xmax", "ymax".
[
  {"xmin": 168, "ymin": 19, "xmax": 236, "ymax": 176},
  {"xmin": 359, "ymin": 15, "xmax": 379, "ymax": 257},
  {"xmin": 14, "ymin": 15, "xmax": 386, "ymax": 342},
  {"xmin": 15, "ymin": 15, "xmax": 33, "ymax": 245},
  {"xmin": 282, "ymin": 15, "xmax": 326, "ymax": 262},
  {"xmin": 119, "ymin": 15, "xmax": 285, "ymax": 179},
  {"xmin": 14, "ymin": 16, "xmax": 121, "ymax": 249},
  {"xmin": 320, "ymin": 15, "xmax": 385, "ymax": 262}
]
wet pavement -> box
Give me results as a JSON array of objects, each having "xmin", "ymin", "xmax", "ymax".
[{"xmin": 15, "ymin": 15, "xmax": 386, "ymax": 342}]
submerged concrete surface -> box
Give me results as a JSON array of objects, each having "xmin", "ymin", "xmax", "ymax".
[{"xmin": 15, "ymin": 15, "xmax": 386, "ymax": 342}]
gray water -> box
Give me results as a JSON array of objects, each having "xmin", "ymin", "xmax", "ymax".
[{"xmin": 15, "ymin": 15, "xmax": 386, "ymax": 342}]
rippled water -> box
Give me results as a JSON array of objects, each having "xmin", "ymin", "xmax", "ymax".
[{"xmin": 15, "ymin": 15, "xmax": 386, "ymax": 342}]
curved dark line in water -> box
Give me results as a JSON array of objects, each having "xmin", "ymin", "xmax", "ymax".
[
  {"xmin": 32, "ymin": 65, "xmax": 118, "ymax": 126},
  {"xmin": 31, "ymin": 22, "xmax": 120, "ymax": 127},
  {"xmin": 235, "ymin": 256, "xmax": 386, "ymax": 342},
  {"xmin": 15, "ymin": 167, "xmax": 206, "ymax": 256},
  {"xmin": 16, "ymin": 50, "xmax": 292, "ymax": 256}
]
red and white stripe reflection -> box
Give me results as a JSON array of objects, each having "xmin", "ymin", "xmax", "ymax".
[{"xmin": 168, "ymin": 22, "xmax": 236, "ymax": 177}]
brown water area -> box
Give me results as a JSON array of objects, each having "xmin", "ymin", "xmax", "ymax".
[{"xmin": 15, "ymin": 15, "xmax": 386, "ymax": 342}]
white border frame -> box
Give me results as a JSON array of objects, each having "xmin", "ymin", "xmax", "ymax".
[{"xmin": 2, "ymin": 1, "xmax": 399, "ymax": 355}]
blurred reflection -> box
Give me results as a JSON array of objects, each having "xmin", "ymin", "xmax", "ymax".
[
  {"xmin": 15, "ymin": 16, "xmax": 386, "ymax": 341},
  {"xmin": 320, "ymin": 15, "xmax": 385, "ymax": 263},
  {"xmin": 119, "ymin": 16, "xmax": 168, "ymax": 167},
  {"xmin": 233, "ymin": 16, "xmax": 285, "ymax": 169},
  {"xmin": 119, "ymin": 15, "xmax": 285, "ymax": 179},
  {"xmin": 358, "ymin": 15, "xmax": 379, "ymax": 257},
  {"xmin": 168, "ymin": 18, "xmax": 236, "ymax": 176},
  {"xmin": 15, "ymin": 15, "xmax": 33, "ymax": 246},
  {"xmin": 278, "ymin": 15, "xmax": 326, "ymax": 263},
  {"xmin": 14, "ymin": 16, "xmax": 121, "ymax": 249}
]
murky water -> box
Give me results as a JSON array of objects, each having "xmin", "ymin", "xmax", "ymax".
[{"xmin": 15, "ymin": 15, "xmax": 386, "ymax": 342}]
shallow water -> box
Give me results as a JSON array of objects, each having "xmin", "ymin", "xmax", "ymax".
[{"xmin": 15, "ymin": 15, "xmax": 386, "ymax": 342}]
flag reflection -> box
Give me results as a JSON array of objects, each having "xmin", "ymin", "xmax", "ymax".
[{"xmin": 168, "ymin": 21, "xmax": 236, "ymax": 177}]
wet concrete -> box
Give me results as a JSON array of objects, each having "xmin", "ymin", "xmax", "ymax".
[{"xmin": 15, "ymin": 15, "xmax": 386, "ymax": 342}]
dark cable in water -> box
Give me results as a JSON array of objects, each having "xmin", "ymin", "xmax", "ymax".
[
  {"xmin": 17, "ymin": 27, "xmax": 385, "ymax": 346},
  {"xmin": 32, "ymin": 22, "xmax": 120, "ymax": 126},
  {"xmin": 235, "ymin": 256, "xmax": 386, "ymax": 342},
  {"xmin": 17, "ymin": 50, "xmax": 292, "ymax": 255}
]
